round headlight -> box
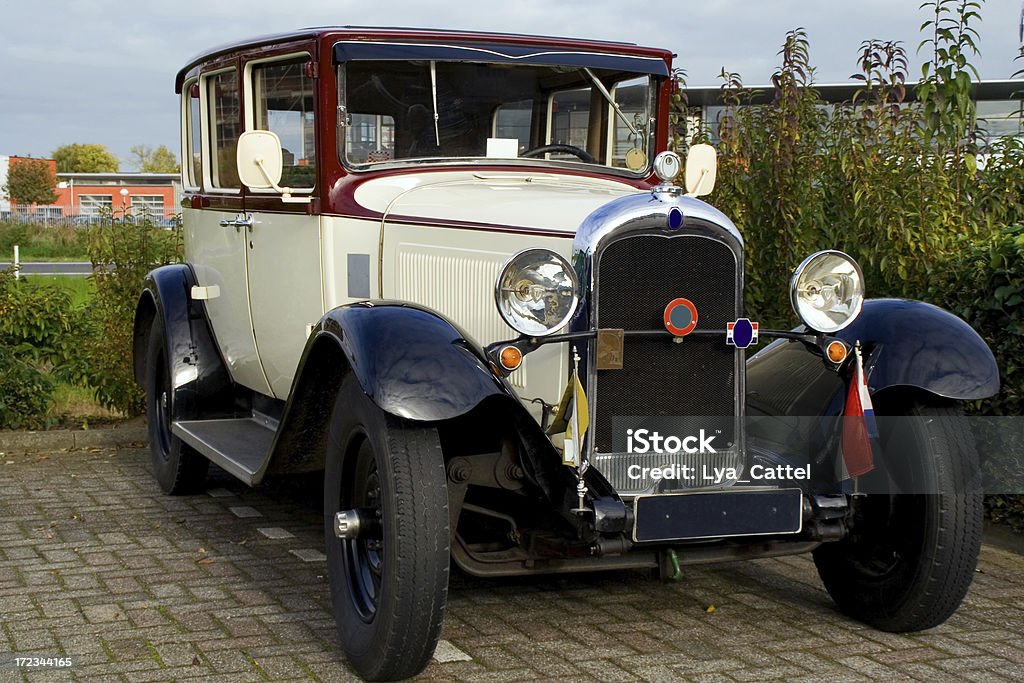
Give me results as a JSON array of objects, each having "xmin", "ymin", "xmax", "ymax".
[
  {"xmin": 790, "ymin": 250, "xmax": 864, "ymax": 333},
  {"xmin": 495, "ymin": 249, "xmax": 579, "ymax": 336}
]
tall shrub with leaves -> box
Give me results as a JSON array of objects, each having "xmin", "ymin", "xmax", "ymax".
[
  {"xmin": 710, "ymin": 29, "xmax": 828, "ymax": 326},
  {"xmin": 706, "ymin": 1, "xmax": 996, "ymax": 320},
  {"xmin": 0, "ymin": 268, "xmax": 72, "ymax": 428},
  {"xmin": 64, "ymin": 215, "xmax": 182, "ymax": 414}
]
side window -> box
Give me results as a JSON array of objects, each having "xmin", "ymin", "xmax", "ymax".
[
  {"xmin": 494, "ymin": 99, "xmax": 533, "ymax": 154},
  {"xmin": 549, "ymin": 88, "xmax": 591, "ymax": 157},
  {"xmin": 347, "ymin": 114, "xmax": 396, "ymax": 163},
  {"xmin": 609, "ymin": 77, "xmax": 651, "ymax": 169},
  {"xmin": 184, "ymin": 81, "xmax": 203, "ymax": 188},
  {"xmin": 207, "ymin": 70, "xmax": 241, "ymax": 189},
  {"xmin": 252, "ymin": 58, "xmax": 316, "ymax": 188}
]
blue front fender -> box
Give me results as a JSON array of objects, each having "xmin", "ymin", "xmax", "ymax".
[
  {"xmin": 748, "ymin": 298, "xmax": 999, "ymax": 418},
  {"xmin": 314, "ymin": 301, "xmax": 516, "ymax": 421}
]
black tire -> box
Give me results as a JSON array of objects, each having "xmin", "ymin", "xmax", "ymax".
[
  {"xmin": 145, "ymin": 316, "xmax": 209, "ymax": 494},
  {"xmin": 324, "ymin": 374, "xmax": 450, "ymax": 681},
  {"xmin": 813, "ymin": 396, "xmax": 982, "ymax": 632}
]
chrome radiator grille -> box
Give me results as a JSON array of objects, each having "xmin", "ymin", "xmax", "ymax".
[{"xmin": 592, "ymin": 234, "xmax": 742, "ymax": 494}]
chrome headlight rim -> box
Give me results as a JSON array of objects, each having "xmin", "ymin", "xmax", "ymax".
[
  {"xmin": 494, "ymin": 248, "xmax": 579, "ymax": 337},
  {"xmin": 790, "ymin": 249, "xmax": 865, "ymax": 334}
]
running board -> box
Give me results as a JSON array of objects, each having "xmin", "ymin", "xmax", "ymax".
[{"xmin": 172, "ymin": 418, "xmax": 276, "ymax": 485}]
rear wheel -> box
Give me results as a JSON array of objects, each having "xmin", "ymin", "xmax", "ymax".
[
  {"xmin": 144, "ymin": 317, "xmax": 208, "ymax": 494},
  {"xmin": 814, "ymin": 396, "xmax": 982, "ymax": 631},
  {"xmin": 324, "ymin": 374, "xmax": 449, "ymax": 681}
]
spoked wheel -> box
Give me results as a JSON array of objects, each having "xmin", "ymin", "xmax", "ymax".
[
  {"xmin": 343, "ymin": 440, "xmax": 385, "ymax": 622},
  {"xmin": 144, "ymin": 316, "xmax": 208, "ymax": 494},
  {"xmin": 813, "ymin": 395, "xmax": 983, "ymax": 632},
  {"xmin": 324, "ymin": 374, "xmax": 449, "ymax": 681}
]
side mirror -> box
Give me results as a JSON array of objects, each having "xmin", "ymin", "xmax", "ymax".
[
  {"xmin": 684, "ymin": 143, "xmax": 717, "ymax": 197},
  {"xmin": 236, "ymin": 130, "xmax": 283, "ymax": 189},
  {"xmin": 235, "ymin": 130, "xmax": 311, "ymax": 203}
]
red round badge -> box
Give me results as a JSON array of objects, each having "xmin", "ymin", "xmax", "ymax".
[{"xmin": 663, "ymin": 298, "xmax": 698, "ymax": 337}]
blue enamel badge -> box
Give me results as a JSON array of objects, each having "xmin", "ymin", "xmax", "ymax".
[{"xmin": 726, "ymin": 318, "xmax": 759, "ymax": 348}]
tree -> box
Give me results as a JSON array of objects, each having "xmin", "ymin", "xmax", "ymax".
[
  {"xmin": 129, "ymin": 144, "xmax": 180, "ymax": 173},
  {"xmin": 52, "ymin": 143, "xmax": 119, "ymax": 173},
  {"xmin": 4, "ymin": 158, "xmax": 57, "ymax": 206}
]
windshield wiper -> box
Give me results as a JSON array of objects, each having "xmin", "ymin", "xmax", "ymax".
[
  {"xmin": 430, "ymin": 61, "xmax": 440, "ymax": 146},
  {"xmin": 582, "ymin": 67, "xmax": 638, "ymax": 138}
]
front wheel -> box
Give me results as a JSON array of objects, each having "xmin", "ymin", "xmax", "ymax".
[
  {"xmin": 144, "ymin": 316, "xmax": 208, "ymax": 494},
  {"xmin": 813, "ymin": 396, "xmax": 983, "ymax": 632},
  {"xmin": 324, "ymin": 375, "xmax": 450, "ymax": 681}
]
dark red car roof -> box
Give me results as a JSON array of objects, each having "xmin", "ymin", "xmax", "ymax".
[{"xmin": 175, "ymin": 26, "xmax": 674, "ymax": 91}]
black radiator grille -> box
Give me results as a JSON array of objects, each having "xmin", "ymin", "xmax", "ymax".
[{"xmin": 594, "ymin": 234, "xmax": 739, "ymax": 453}]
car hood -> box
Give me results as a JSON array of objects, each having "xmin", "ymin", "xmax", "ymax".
[{"xmin": 354, "ymin": 171, "xmax": 644, "ymax": 234}]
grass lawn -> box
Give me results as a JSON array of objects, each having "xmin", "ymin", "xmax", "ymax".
[
  {"xmin": 0, "ymin": 221, "xmax": 89, "ymax": 262},
  {"xmin": 48, "ymin": 382, "xmax": 123, "ymax": 427},
  {"xmin": 15, "ymin": 255, "xmax": 90, "ymax": 262},
  {"xmin": 23, "ymin": 274, "xmax": 96, "ymax": 307}
]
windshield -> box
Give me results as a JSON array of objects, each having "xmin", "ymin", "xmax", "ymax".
[{"xmin": 339, "ymin": 60, "xmax": 655, "ymax": 172}]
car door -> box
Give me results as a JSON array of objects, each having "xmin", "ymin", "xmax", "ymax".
[
  {"xmin": 242, "ymin": 50, "xmax": 324, "ymax": 399},
  {"xmin": 183, "ymin": 65, "xmax": 274, "ymax": 397}
]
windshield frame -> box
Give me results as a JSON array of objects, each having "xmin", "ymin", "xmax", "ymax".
[{"xmin": 335, "ymin": 50, "xmax": 661, "ymax": 177}]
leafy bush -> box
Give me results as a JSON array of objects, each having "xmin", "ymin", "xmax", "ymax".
[
  {"xmin": 63, "ymin": 215, "xmax": 182, "ymax": 414},
  {"xmin": 0, "ymin": 214, "xmax": 180, "ymax": 427},
  {"xmin": 931, "ymin": 224, "xmax": 1024, "ymax": 417},
  {"xmin": 0, "ymin": 268, "xmax": 72, "ymax": 428},
  {"xmin": 692, "ymin": 1, "xmax": 1022, "ymax": 330},
  {"xmin": 929, "ymin": 224, "xmax": 1024, "ymax": 529},
  {"xmin": 0, "ymin": 270, "xmax": 75, "ymax": 365},
  {"xmin": 0, "ymin": 352, "xmax": 54, "ymax": 430}
]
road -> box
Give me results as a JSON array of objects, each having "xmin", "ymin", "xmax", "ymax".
[
  {"xmin": 0, "ymin": 443, "xmax": 1022, "ymax": 681},
  {"xmin": 0, "ymin": 261, "xmax": 92, "ymax": 276}
]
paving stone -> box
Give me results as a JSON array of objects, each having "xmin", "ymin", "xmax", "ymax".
[
  {"xmin": 228, "ymin": 506, "xmax": 262, "ymax": 518},
  {"xmin": 289, "ymin": 549, "xmax": 326, "ymax": 562},
  {"xmin": 257, "ymin": 527, "xmax": 296, "ymax": 539},
  {"xmin": 434, "ymin": 639, "xmax": 473, "ymax": 663}
]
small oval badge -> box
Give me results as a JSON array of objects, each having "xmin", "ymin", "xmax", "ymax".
[{"xmin": 664, "ymin": 298, "xmax": 698, "ymax": 337}]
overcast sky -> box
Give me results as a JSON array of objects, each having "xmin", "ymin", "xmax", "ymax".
[{"xmin": 1, "ymin": 0, "xmax": 1021, "ymax": 169}]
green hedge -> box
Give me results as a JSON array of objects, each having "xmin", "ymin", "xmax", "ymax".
[
  {"xmin": 689, "ymin": 10, "xmax": 1024, "ymax": 528},
  {"xmin": 0, "ymin": 216, "xmax": 181, "ymax": 429}
]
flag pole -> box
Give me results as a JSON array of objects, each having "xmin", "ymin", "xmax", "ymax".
[{"xmin": 571, "ymin": 345, "xmax": 589, "ymax": 515}]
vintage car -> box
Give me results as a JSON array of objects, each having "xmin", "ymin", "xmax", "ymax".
[{"xmin": 134, "ymin": 27, "xmax": 1000, "ymax": 681}]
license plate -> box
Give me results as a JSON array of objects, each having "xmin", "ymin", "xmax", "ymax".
[{"xmin": 633, "ymin": 488, "xmax": 803, "ymax": 542}]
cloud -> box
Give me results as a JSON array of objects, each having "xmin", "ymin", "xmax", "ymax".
[{"xmin": 1, "ymin": 0, "xmax": 1019, "ymax": 162}]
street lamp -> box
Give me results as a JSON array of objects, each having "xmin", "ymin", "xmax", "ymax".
[
  {"xmin": 119, "ymin": 187, "xmax": 130, "ymax": 221},
  {"xmin": 58, "ymin": 178, "xmax": 75, "ymax": 218}
]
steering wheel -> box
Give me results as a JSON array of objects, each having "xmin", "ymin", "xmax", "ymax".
[{"xmin": 521, "ymin": 144, "xmax": 598, "ymax": 164}]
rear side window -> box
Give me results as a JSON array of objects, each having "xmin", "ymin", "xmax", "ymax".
[
  {"xmin": 207, "ymin": 70, "xmax": 241, "ymax": 189},
  {"xmin": 251, "ymin": 58, "xmax": 316, "ymax": 188},
  {"xmin": 184, "ymin": 81, "xmax": 203, "ymax": 188}
]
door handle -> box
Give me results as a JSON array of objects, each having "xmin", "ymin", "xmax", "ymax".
[{"xmin": 218, "ymin": 214, "xmax": 254, "ymax": 232}]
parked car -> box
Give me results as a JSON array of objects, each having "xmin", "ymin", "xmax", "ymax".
[{"xmin": 134, "ymin": 27, "xmax": 999, "ymax": 681}]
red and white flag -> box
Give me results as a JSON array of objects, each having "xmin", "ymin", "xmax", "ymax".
[{"xmin": 839, "ymin": 344, "xmax": 878, "ymax": 479}]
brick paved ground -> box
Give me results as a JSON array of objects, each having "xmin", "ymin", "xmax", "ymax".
[{"xmin": 1, "ymin": 444, "xmax": 1023, "ymax": 682}]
